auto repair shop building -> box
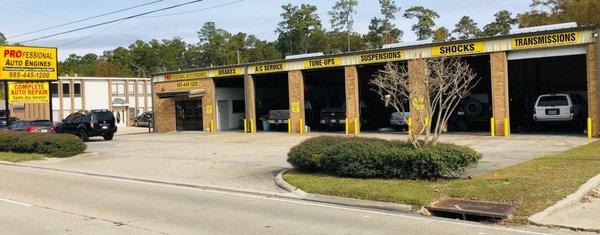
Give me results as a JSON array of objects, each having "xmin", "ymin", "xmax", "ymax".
[{"xmin": 151, "ymin": 24, "xmax": 600, "ymax": 138}]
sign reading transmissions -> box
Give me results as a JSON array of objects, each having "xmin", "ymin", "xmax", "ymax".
[
  {"xmin": 431, "ymin": 42, "xmax": 485, "ymax": 57},
  {"xmin": 512, "ymin": 32, "xmax": 579, "ymax": 50},
  {"xmin": 165, "ymin": 71, "xmax": 209, "ymax": 81},
  {"xmin": 8, "ymin": 82, "xmax": 49, "ymax": 104},
  {"xmin": 0, "ymin": 46, "xmax": 58, "ymax": 81}
]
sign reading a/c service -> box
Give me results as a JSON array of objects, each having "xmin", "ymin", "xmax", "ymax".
[
  {"xmin": 8, "ymin": 82, "xmax": 49, "ymax": 104},
  {"xmin": 431, "ymin": 42, "xmax": 485, "ymax": 57},
  {"xmin": 1, "ymin": 46, "xmax": 57, "ymax": 81},
  {"xmin": 512, "ymin": 32, "xmax": 580, "ymax": 50}
]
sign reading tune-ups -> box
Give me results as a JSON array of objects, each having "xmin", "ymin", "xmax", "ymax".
[
  {"xmin": 8, "ymin": 82, "xmax": 49, "ymax": 104},
  {"xmin": 304, "ymin": 57, "xmax": 341, "ymax": 69},
  {"xmin": 431, "ymin": 42, "xmax": 485, "ymax": 57},
  {"xmin": 512, "ymin": 32, "xmax": 580, "ymax": 49},
  {"xmin": 0, "ymin": 46, "xmax": 57, "ymax": 81}
]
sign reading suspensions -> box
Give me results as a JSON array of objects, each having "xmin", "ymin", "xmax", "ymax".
[
  {"xmin": 512, "ymin": 32, "xmax": 580, "ymax": 50},
  {"xmin": 359, "ymin": 50, "xmax": 403, "ymax": 64}
]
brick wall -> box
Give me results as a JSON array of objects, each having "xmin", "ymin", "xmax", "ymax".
[
  {"xmin": 11, "ymin": 103, "xmax": 50, "ymax": 120},
  {"xmin": 152, "ymin": 78, "xmax": 215, "ymax": 133},
  {"xmin": 408, "ymin": 59, "xmax": 428, "ymax": 133},
  {"xmin": 244, "ymin": 74, "xmax": 256, "ymax": 132},
  {"xmin": 587, "ymin": 43, "xmax": 600, "ymax": 137},
  {"xmin": 288, "ymin": 70, "xmax": 305, "ymax": 133},
  {"xmin": 344, "ymin": 66, "xmax": 360, "ymax": 134},
  {"xmin": 490, "ymin": 51, "xmax": 510, "ymax": 136}
]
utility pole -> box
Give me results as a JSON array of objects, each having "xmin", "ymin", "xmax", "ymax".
[{"xmin": 236, "ymin": 50, "xmax": 241, "ymax": 64}]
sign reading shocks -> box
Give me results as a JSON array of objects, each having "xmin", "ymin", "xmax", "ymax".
[
  {"xmin": 8, "ymin": 82, "xmax": 49, "ymax": 104},
  {"xmin": 431, "ymin": 42, "xmax": 485, "ymax": 57}
]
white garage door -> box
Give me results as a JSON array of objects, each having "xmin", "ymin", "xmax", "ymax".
[{"xmin": 507, "ymin": 45, "xmax": 586, "ymax": 61}]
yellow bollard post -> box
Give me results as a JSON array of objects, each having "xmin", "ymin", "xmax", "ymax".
[
  {"xmin": 408, "ymin": 117, "xmax": 412, "ymax": 135},
  {"xmin": 299, "ymin": 118, "xmax": 304, "ymax": 134},
  {"xmin": 244, "ymin": 119, "xmax": 247, "ymax": 133},
  {"xmin": 503, "ymin": 117, "xmax": 509, "ymax": 137},
  {"xmin": 345, "ymin": 118, "xmax": 349, "ymax": 135},
  {"xmin": 250, "ymin": 119, "xmax": 255, "ymax": 133},
  {"xmin": 288, "ymin": 119, "xmax": 291, "ymax": 134},
  {"xmin": 354, "ymin": 117, "xmax": 359, "ymax": 134},
  {"xmin": 209, "ymin": 119, "xmax": 214, "ymax": 133},
  {"xmin": 490, "ymin": 117, "xmax": 495, "ymax": 137},
  {"xmin": 588, "ymin": 117, "xmax": 593, "ymax": 139}
]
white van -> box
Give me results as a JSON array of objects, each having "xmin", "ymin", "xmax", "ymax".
[{"xmin": 533, "ymin": 93, "xmax": 586, "ymax": 122}]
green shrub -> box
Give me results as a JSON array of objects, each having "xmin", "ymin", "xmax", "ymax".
[
  {"xmin": 287, "ymin": 136, "xmax": 481, "ymax": 180},
  {"xmin": 0, "ymin": 131, "xmax": 86, "ymax": 158}
]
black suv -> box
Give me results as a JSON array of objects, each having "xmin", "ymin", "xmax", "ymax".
[{"xmin": 57, "ymin": 110, "xmax": 117, "ymax": 142}]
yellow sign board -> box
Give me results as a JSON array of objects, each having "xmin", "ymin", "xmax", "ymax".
[
  {"xmin": 176, "ymin": 80, "xmax": 200, "ymax": 89},
  {"xmin": 213, "ymin": 67, "xmax": 242, "ymax": 77},
  {"xmin": 253, "ymin": 63, "xmax": 285, "ymax": 74},
  {"xmin": 165, "ymin": 71, "xmax": 209, "ymax": 81},
  {"xmin": 205, "ymin": 105, "xmax": 213, "ymax": 115},
  {"xmin": 512, "ymin": 32, "xmax": 579, "ymax": 50},
  {"xmin": 304, "ymin": 57, "xmax": 341, "ymax": 69},
  {"xmin": 291, "ymin": 102, "xmax": 300, "ymax": 113},
  {"xmin": 0, "ymin": 46, "xmax": 57, "ymax": 81},
  {"xmin": 431, "ymin": 42, "xmax": 485, "ymax": 57},
  {"xmin": 359, "ymin": 50, "xmax": 403, "ymax": 64},
  {"xmin": 8, "ymin": 82, "xmax": 49, "ymax": 104}
]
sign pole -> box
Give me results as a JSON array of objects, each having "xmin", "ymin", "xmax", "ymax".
[
  {"xmin": 4, "ymin": 81, "xmax": 9, "ymax": 122},
  {"xmin": 48, "ymin": 81, "xmax": 53, "ymax": 122}
]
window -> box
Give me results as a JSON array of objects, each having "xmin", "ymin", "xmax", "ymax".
[
  {"xmin": 232, "ymin": 100, "xmax": 245, "ymax": 113},
  {"xmin": 538, "ymin": 96, "xmax": 569, "ymax": 106},
  {"xmin": 112, "ymin": 83, "xmax": 125, "ymax": 96},
  {"xmin": 62, "ymin": 83, "xmax": 70, "ymax": 97},
  {"xmin": 74, "ymin": 83, "xmax": 81, "ymax": 97},
  {"xmin": 138, "ymin": 83, "xmax": 144, "ymax": 97},
  {"xmin": 50, "ymin": 83, "xmax": 59, "ymax": 97},
  {"xmin": 128, "ymin": 83, "xmax": 135, "ymax": 96}
]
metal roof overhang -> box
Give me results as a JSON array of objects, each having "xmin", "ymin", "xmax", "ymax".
[{"xmin": 156, "ymin": 89, "xmax": 205, "ymax": 99}]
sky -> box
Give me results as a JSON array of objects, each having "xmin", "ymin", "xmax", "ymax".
[{"xmin": 0, "ymin": 0, "xmax": 533, "ymax": 61}]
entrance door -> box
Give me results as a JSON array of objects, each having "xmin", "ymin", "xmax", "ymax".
[
  {"xmin": 175, "ymin": 99, "xmax": 203, "ymax": 131},
  {"xmin": 217, "ymin": 100, "xmax": 230, "ymax": 131}
]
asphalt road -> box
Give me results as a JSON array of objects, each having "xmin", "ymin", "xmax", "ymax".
[{"xmin": 0, "ymin": 164, "xmax": 566, "ymax": 235}]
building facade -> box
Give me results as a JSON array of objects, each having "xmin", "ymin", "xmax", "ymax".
[
  {"xmin": 151, "ymin": 25, "xmax": 600, "ymax": 138},
  {"xmin": 10, "ymin": 77, "xmax": 152, "ymax": 127}
]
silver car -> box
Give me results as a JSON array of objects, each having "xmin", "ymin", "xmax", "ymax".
[{"xmin": 390, "ymin": 112, "xmax": 410, "ymax": 131}]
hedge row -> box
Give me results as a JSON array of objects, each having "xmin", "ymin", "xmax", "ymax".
[
  {"xmin": 287, "ymin": 136, "xmax": 482, "ymax": 180},
  {"xmin": 0, "ymin": 131, "xmax": 86, "ymax": 158}
]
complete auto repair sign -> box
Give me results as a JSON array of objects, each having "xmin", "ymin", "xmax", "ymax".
[{"xmin": 0, "ymin": 46, "xmax": 57, "ymax": 81}]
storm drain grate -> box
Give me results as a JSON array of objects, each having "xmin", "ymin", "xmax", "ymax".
[{"xmin": 426, "ymin": 198, "xmax": 516, "ymax": 221}]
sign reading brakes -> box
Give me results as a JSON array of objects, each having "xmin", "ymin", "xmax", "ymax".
[
  {"xmin": 304, "ymin": 57, "xmax": 341, "ymax": 69},
  {"xmin": 165, "ymin": 71, "xmax": 209, "ymax": 81},
  {"xmin": 253, "ymin": 63, "xmax": 285, "ymax": 74},
  {"xmin": 8, "ymin": 82, "xmax": 49, "ymax": 104},
  {"xmin": 1, "ymin": 46, "xmax": 57, "ymax": 81},
  {"xmin": 213, "ymin": 67, "xmax": 242, "ymax": 77},
  {"xmin": 431, "ymin": 42, "xmax": 485, "ymax": 56},
  {"xmin": 513, "ymin": 32, "xmax": 579, "ymax": 49},
  {"xmin": 359, "ymin": 50, "xmax": 403, "ymax": 64}
]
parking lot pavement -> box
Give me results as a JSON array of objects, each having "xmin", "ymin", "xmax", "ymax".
[{"xmin": 26, "ymin": 131, "xmax": 592, "ymax": 193}]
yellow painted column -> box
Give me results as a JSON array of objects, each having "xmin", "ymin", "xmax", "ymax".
[
  {"xmin": 288, "ymin": 70, "xmax": 305, "ymax": 133},
  {"xmin": 490, "ymin": 51, "xmax": 511, "ymax": 137},
  {"xmin": 344, "ymin": 66, "xmax": 360, "ymax": 135}
]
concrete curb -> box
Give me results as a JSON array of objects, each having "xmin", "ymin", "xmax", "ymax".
[
  {"xmin": 274, "ymin": 169, "xmax": 413, "ymax": 213},
  {"xmin": 529, "ymin": 173, "xmax": 600, "ymax": 231}
]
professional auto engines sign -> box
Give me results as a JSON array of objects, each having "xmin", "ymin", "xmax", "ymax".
[
  {"xmin": 8, "ymin": 82, "xmax": 50, "ymax": 104},
  {"xmin": 0, "ymin": 46, "xmax": 58, "ymax": 81}
]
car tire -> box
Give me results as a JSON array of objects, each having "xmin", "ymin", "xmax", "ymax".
[
  {"xmin": 78, "ymin": 129, "xmax": 89, "ymax": 142},
  {"xmin": 103, "ymin": 133, "xmax": 114, "ymax": 141},
  {"xmin": 133, "ymin": 121, "xmax": 139, "ymax": 127}
]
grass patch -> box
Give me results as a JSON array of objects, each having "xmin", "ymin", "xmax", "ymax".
[
  {"xmin": 0, "ymin": 152, "xmax": 45, "ymax": 162},
  {"xmin": 283, "ymin": 140, "xmax": 600, "ymax": 224}
]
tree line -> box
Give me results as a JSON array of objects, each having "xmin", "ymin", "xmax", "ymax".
[{"xmin": 0, "ymin": 0, "xmax": 598, "ymax": 77}]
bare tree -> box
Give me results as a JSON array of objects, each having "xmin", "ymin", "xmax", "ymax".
[{"xmin": 371, "ymin": 57, "xmax": 478, "ymax": 148}]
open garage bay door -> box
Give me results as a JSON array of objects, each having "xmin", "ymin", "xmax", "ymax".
[{"xmin": 508, "ymin": 45, "xmax": 586, "ymax": 61}]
